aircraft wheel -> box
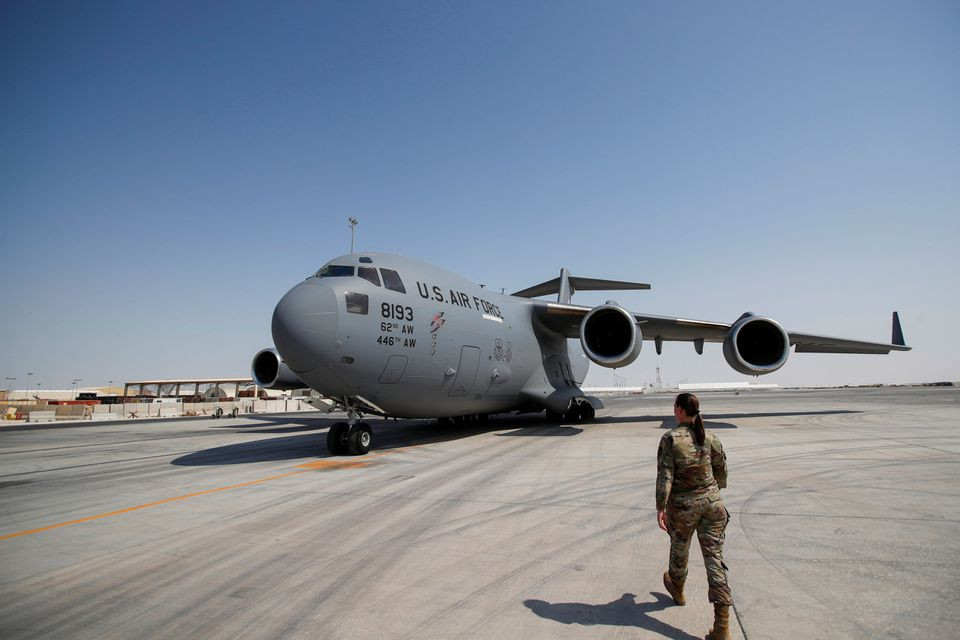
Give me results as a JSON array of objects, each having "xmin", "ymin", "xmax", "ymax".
[
  {"xmin": 349, "ymin": 422, "xmax": 372, "ymax": 455},
  {"xmin": 327, "ymin": 422, "xmax": 349, "ymax": 455},
  {"xmin": 579, "ymin": 403, "xmax": 595, "ymax": 422}
]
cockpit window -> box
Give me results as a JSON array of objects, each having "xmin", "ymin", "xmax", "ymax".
[
  {"xmin": 345, "ymin": 292, "xmax": 368, "ymax": 315},
  {"xmin": 358, "ymin": 266, "xmax": 381, "ymax": 287},
  {"xmin": 316, "ymin": 265, "xmax": 354, "ymax": 278},
  {"xmin": 381, "ymin": 268, "xmax": 406, "ymax": 293}
]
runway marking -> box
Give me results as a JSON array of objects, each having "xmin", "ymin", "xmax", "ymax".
[
  {"xmin": 0, "ymin": 452, "xmax": 397, "ymax": 542},
  {"xmin": 296, "ymin": 459, "xmax": 378, "ymax": 470},
  {"xmin": 0, "ymin": 469, "xmax": 313, "ymax": 541}
]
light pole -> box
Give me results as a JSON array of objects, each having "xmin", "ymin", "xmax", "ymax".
[
  {"xmin": 72, "ymin": 378, "xmax": 82, "ymax": 400},
  {"xmin": 348, "ymin": 217, "xmax": 358, "ymax": 253},
  {"xmin": 5, "ymin": 377, "xmax": 15, "ymax": 398},
  {"xmin": 26, "ymin": 373, "xmax": 33, "ymax": 399}
]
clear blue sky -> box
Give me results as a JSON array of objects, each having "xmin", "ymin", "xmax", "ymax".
[{"xmin": 1, "ymin": 1, "xmax": 957, "ymax": 390}]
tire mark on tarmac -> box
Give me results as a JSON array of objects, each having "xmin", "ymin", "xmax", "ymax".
[
  {"xmin": 0, "ymin": 468, "xmax": 314, "ymax": 541},
  {"xmin": 0, "ymin": 431, "xmax": 293, "ymax": 455},
  {"xmin": 405, "ymin": 513, "xmax": 661, "ymax": 640},
  {"xmin": 0, "ymin": 449, "xmax": 387, "ymax": 541},
  {"xmin": 311, "ymin": 428, "xmax": 663, "ymax": 637},
  {"xmin": 0, "ymin": 452, "xmax": 201, "ymax": 479},
  {"xmin": 263, "ymin": 433, "xmax": 553, "ymax": 636},
  {"xmin": 216, "ymin": 428, "xmax": 645, "ymax": 635},
  {"xmin": 736, "ymin": 449, "xmax": 959, "ymax": 638}
]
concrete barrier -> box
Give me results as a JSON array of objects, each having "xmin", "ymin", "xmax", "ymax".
[
  {"xmin": 250, "ymin": 399, "xmax": 314, "ymax": 413},
  {"xmin": 93, "ymin": 405, "xmax": 124, "ymax": 416},
  {"xmin": 28, "ymin": 411, "xmax": 57, "ymax": 423},
  {"xmin": 158, "ymin": 405, "xmax": 180, "ymax": 418},
  {"xmin": 55, "ymin": 405, "xmax": 86, "ymax": 419}
]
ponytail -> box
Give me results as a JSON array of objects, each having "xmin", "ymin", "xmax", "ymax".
[
  {"xmin": 691, "ymin": 412, "xmax": 705, "ymax": 448},
  {"xmin": 675, "ymin": 392, "xmax": 705, "ymax": 447}
]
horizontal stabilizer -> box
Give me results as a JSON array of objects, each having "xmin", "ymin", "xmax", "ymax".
[{"xmin": 512, "ymin": 274, "xmax": 650, "ymax": 299}]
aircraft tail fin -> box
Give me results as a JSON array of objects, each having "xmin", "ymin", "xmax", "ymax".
[
  {"xmin": 512, "ymin": 270, "xmax": 651, "ymax": 303},
  {"xmin": 559, "ymin": 268, "xmax": 573, "ymax": 304}
]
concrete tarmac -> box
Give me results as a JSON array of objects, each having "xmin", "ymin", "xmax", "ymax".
[{"xmin": 1, "ymin": 387, "xmax": 957, "ymax": 639}]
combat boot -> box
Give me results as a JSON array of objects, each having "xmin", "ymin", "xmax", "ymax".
[
  {"xmin": 704, "ymin": 603, "xmax": 730, "ymax": 640},
  {"xmin": 662, "ymin": 571, "xmax": 685, "ymax": 606}
]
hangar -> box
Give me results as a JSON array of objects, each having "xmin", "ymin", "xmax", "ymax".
[{"xmin": 122, "ymin": 378, "xmax": 264, "ymax": 401}]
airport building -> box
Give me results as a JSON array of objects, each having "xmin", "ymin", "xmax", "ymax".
[
  {"xmin": 679, "ymin": 382, "xmax": 779, "ymax": 391},
  {"xmin": 0, "ymin": 378, "xmax": 318, "ymax": 423}
]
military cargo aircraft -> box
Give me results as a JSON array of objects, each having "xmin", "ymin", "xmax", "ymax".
[{"xmin": 251, "ymin": 253, "xmax": 909, "ymax": 455}]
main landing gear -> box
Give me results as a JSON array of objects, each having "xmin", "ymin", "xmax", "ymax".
[
  {"xmin": 546, "ymin": 398, "xmax": 596, "ymax": 424},
  {"xmin": 327, "ymin": 405, "xmax": 373, "ymax": 456}
]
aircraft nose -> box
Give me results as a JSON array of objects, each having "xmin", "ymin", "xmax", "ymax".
[{"xmin": 271, "ymin": 282, "xmax": 338, "ymax": 372}]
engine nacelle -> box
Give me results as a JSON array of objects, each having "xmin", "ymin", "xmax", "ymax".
[
  {"xmin": 722, "ymin": 314, "xmax": 790, "ymax": 375},
  {"xmin": 579, "ymin": 303, "xmax": 643, "ymax": 368},
  {"xmin": 251, "ymin": 348, "xmax": 305, "ymax": 390}
]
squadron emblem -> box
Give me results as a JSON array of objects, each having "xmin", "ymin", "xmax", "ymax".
[{"xmin": 430, "ymin": 312, "xmax": 445, "ymax": 356}]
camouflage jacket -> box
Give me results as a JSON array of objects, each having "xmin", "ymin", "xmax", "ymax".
[{"xmin": 656, "ymin": 423, "xmax": 727, "ymax": 510}]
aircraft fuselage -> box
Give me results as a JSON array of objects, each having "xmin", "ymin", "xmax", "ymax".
[{"xmin": 267, "ymin": 253, "xmax": 586, "ymax": 419}]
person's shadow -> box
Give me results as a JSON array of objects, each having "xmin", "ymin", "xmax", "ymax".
[{"xmin": 524, "ymin": 592, "xmax": 700, "ymax": 640}]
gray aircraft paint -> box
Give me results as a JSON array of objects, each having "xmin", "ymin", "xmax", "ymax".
[
  {"xmin": 254, "ymin": 252, "xmax": 909, "ymax": 450},
  {"xmin": 269, "ymin": 253, "xmax": 560, "ymax": 418}
]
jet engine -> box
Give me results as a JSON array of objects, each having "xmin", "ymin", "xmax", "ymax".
[
  {"xmin": 579, "ymin": 303, "xmax": 642, "ymax": 368},
  {"xmin": 722, "ymin": 314, "xmax": 790, "ymax": 375},
  {"xmin": 251, "ymin": 348, "xmax": 305, "ymax": 390}
]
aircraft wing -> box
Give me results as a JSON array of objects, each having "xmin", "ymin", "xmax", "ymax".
[
  {"xmin": 534, "ymin": 301, "xmax": 731, "ymax": 343},
  {"xmin": 788, "ymin": 330, "xmax": 911, "ymax": 354},
  {"xmin": 531, "ymin": 301, "xmax": 910, "ymax": 354}
]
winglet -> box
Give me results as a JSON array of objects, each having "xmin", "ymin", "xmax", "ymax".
[{"xmin": 892, "ymin": 311, "xmax": 906, "ymax": 347}]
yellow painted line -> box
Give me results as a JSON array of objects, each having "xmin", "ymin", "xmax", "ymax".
[
  {"xmin": 296, "ymin": 459, "xmax": 377, "ymax": 470},
  {"xmin": 293, "ymin": 447, "xmax": 403, "ymax": 470},
  {"xmin": 1, "ymin": 445, "xmax": 407, "ymax": 542},
  {"xmin": 0, "ymin": 469, "xmax": 312, "ymax": 541}
]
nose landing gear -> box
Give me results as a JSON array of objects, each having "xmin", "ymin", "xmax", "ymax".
[
  {"xmin": 326, "ymin": 404, "xmax": 373, "ymax": 455},
  {"xmin": 326, "ymin": 421, "xmax": 373, "ymax": 455}
]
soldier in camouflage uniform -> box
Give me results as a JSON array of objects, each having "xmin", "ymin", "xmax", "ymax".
[{"xmin": 657, "ymin": 392, "xmax": 732, "ymax": 640}]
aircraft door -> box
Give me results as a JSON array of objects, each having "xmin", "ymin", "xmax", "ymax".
[
  {"xmin": 379, "ymin": 355, "xmax": 408, "ymax": 384},
  {"xmin": 448, "ymin": 346, "xmax": 481, "ymax": 397}
]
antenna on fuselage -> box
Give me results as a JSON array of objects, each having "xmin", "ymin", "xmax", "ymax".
[{"xmin": 348, "ymin": 217, "xmax": 358, "ymax": 253}]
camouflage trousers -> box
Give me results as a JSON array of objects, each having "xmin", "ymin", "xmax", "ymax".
[{"xmin": 666, "ymin": 496, "xmax": 732, "ymax": 605}]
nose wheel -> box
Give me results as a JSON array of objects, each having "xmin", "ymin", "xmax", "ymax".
[
  {"xmin": 348, "ymin": 423, "xmax": 372, "ymax": 455},
  {"xmin": 326, "ymin": 422, "xmax": 348, "ymax": 455},
  {"xmin": 326, "ymin": 421, "xmax": 373, "ymax": 456}
]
